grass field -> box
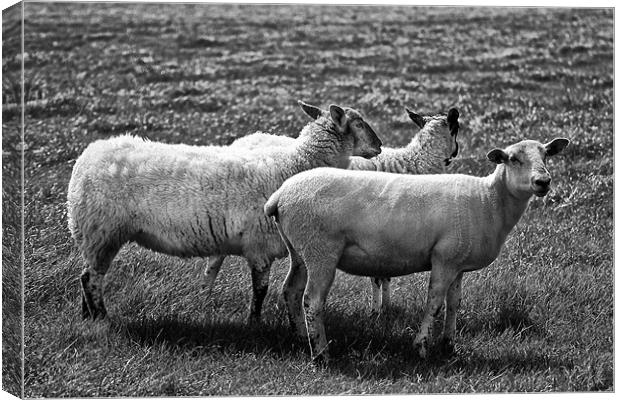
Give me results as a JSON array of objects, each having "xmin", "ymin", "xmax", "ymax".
[{"xmin": 2, "ymin": 3, "xmax": 613, "ymax": 396}]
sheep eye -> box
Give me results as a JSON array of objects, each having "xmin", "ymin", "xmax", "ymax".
[{"xmin": 509, "ymin": 155, "xmax": 521, "ymax": 164}]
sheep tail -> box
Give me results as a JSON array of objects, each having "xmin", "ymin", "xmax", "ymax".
[
  {"xmin": 264, "ymin": 188, "xmax": 298, "ymax": 260},
  {"xmin": 264, "ymin": 189, "xmax": 281, "ymax": 222}
]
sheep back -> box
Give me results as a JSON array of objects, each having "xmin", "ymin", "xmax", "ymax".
[
  {"xmin": 68, "ymin": 135, "xmax": 300, "ymax": 259},
  {"xmin": 272, "ymin": 167, "xmax": 505, "ymax": 275},
  {"xmin": 230, "ymin": 132, "xmax": 295, "ymax": 150}
]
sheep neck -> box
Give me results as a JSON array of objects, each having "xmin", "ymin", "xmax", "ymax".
[
  {"xmin": 487, "ymin": 164, "xmax": 532, "ymax": 237},
  {"xmin": 368, "ymin": 147, "xmax": 417, "ymax": 173},
  {"xmin": 359, "ymin": 129, "xmax": 448, "ymax": 174},
  {"xmin": 405, "ymin": 123, "xmax": 450, "ymax": 174},
  {"xmin": 406, "ymin": 141, "xmax": 446, "ymax": 174},
  {"xmin": 347, "ymin": 119, "xmax": 450, "ymax": 174}
]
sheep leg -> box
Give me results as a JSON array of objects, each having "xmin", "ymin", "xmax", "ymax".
[
  {"xmin": 413, "ymin": 263, "xmax": 458, "ymax": 358},
  {"xmin": 440, "ymin": 272, "xmax": 463, "ymax": 354},
  {"xmin": 370, "ymin": 277, "xmax": 382, "ymax": 313},
  {"xmin": 381, "ymin": 278, "xmax": 391, "ymax": 312},
  {"xmin": 301, "ymin": 240, "xmax": 342, "ymax": 364},
  {"xmin": 282, "ymin": 249, "xmax": 308, "ymax": 339},
  {"xmin": 371, "ymin": 277, "xmax": 392, "ymax": 314},
  {"xmin": 80, "ymin": 267, "xmax": 107, "ymax": 320},
  {"xmin": 203, "ymin": 255, "xmax": 225, "ymax": 296},
  {"xmin": 247, "ymin": 260, "xmax": 271, "ymax": 324},
  {"xmin": 79, "ymin": 239, "xmax": 120, "ymax": 320},
  {"xmin": 303, "ymin": 266, "xmax": 336, "ymax": 364}
]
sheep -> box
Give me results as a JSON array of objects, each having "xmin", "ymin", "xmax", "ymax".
[
  {"xmin": 203, "ymin": 108, "xmax": 461, "ymax": 316},
  {"xmin": 264, "ymin": 137, "xmax": 569, "ymax": 362},
  {"xmin": 67, "ymin": 100, "xmax": 382, "ymax": 322}
]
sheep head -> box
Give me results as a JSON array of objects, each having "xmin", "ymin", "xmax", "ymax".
[
  {"xmin": 297, "ymin": 100, "xmax": 382, "ymax": 159},
  {"xmin": 487, "ymin": 138, "xmax": 570, "ymax": 198},
  {"xmin": 406, "ymin": 107, "xmax": 461, "ymax": 167}
]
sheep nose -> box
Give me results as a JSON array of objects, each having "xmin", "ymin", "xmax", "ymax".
[{"xmin": 533, "ymin": 176, "xmax": 550, "ymax": 187}]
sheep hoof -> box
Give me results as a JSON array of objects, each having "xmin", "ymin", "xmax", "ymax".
[
  {"xmin": 246, "ymin": 314, "xmax": 261, "ymax": 326},
  {"xmin": 312, "ymin": 352, "xmax": 330, "ymax": 367},
  {"xmin": 275, "ymin": 296, "xmax": 287, "ymax": 312},
  {"xmin": 437, "ymin": 338, "xmax": 456, "ymax": 356},
  {"xmin": 201, "ymin": 285, "xmax": 214, "ymax": 298},
  {"xmin": 96, "ymin": 307, "xmax": 107, "ymax": 320},
  {"xmin": 90, "ymin": 308, "xmax": 107, "ymax": 321},
  {"xmin": 414, "ymin": 342, "xmax": 428, "ymax": 359},
  {"xmin": 81, "ymin": 298, "xmax": 91, "ymax": 320},
  {"xmin": 81, "ymin": 307, "xmax": 106, "ymax": 321},
  {"xmin": 81, "ymin": 295, "xmax": 107, "ymax": 320}
]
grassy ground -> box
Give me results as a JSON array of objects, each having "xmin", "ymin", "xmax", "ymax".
[
  {"xmin": 3, "ymin": 3, "xmax": 24, "ymax": 398},
  {"xmin": 2, "ymin": 3, "xmax": 613, "ymax": 396}
]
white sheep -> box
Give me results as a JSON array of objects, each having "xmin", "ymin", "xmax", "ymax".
[
  {"xmin": 203, "ymin": 108, "xmax": 461, "ymax": 315},
  {"xmin": 67, "ymin": 100, "xmax": 382, "ymax": 322},
  {"xmin": 264, "ymin": 137, "xmax": 569, "ymax": 361}
]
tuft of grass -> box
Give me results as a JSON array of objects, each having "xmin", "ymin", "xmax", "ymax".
[{"xmin": 10, "ymin": 3, "xmax": 613, "ymax": 396}]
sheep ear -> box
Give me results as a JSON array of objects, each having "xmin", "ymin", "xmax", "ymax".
[
  {"xmin": 447, "ymin": 108, "xmax": 460, "ymax": 135},
  {"xmin": 447, "ymin": 108, "xmax": 459, "ymax": 124},
  {"xmin": 487, "ymin": 148, "xmax": 508, "ymax": 164},
  {"xmin": 298, "ymin": 100, "xmax": 322, "ymax": 120},
  {"xmin": 544, "ymin": 138, "xmax": 570, "ymax": 157},
  {"xmin": 406, "ymin": 108, "xmax": 425, "ymax": 128},
  {"xmin": 329, "ymin": 105, "xmax": 347, "ymax": 129}
]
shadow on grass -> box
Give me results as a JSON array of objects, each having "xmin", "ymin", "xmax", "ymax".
[
  {"xmin": 460, "ymin": 303, "xmax": 547, "ymax": 339},
  {"xmin": 110, "ymin": 303, "xmax": 424, "ymax": 357},
  {"xmin": 111, "ymin": 314, "xmax": 307, "ymax": 359},
  {"xmin": 325, "ymin": 307, "xmax": 572, "ymax": 381},
  {"xmin": 109, "ymin": 300, "xmax": 570, "ymax": 381}
]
